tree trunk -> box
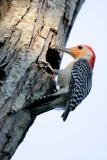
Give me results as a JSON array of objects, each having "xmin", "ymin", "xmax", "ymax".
[{"xmin": 0, "ymin": 0, "xmax": 85, "ymax": 159}]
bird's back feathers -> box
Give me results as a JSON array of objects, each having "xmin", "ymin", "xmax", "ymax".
[{"xmin": 62, "ymin": 58, "xmax": 92, "ymax": 121}]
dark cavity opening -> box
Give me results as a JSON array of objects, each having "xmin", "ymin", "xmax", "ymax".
[
  {"xmin": 46, "ymin": 48, "xmax": 62, "ymax": 70},
  {"xmin": 0, "ymin": 69, "xmax": 6, "ymax": 81}
]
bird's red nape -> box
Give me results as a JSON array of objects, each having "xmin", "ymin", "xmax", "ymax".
[{"xmin": 85, "ymin": 45, "xmax": 96, "ymax": 69}]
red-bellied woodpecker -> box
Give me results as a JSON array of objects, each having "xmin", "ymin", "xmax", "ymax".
[
  {"xmin": 34, "ymin": 45, "xmax": 96, "ymax": 121},
  {"xmin": 56, "ymin": 45, "xmax": 96, "ymax": 121}
]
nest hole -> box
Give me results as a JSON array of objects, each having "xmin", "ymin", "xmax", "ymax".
[
  {"xmin": 46, "ymin": 48, "xmax": 62, "ymax": 70},
  {"xmin": 0, "ymin": 69, "xmax": 6, "ymax": 81}
]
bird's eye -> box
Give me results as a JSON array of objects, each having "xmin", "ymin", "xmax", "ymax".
[{"xmin": 78, "ymin": 46, "xmax": 83, "ymax": 50}]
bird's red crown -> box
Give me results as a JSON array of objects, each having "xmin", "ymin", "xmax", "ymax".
[{"xmin": 85, "ymin": 45, "xmax": 96, "ymax": 69}]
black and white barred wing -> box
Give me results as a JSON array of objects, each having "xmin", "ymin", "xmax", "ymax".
[{"xmin": 62, "ymin": 58, "xmax": 92, "ymax": 121}]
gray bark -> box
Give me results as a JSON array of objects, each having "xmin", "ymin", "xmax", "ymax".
[{"xmin": 0, "ymin": 0, "xmax": 85, "ymax": 159}]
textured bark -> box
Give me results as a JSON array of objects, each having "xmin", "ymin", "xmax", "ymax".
[{"xmin": 0, "ymin": 0, "xmax": 85, "ymax": 159}]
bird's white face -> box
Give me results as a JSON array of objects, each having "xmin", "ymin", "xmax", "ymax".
[
  {"xmin": 56, "ymin": 45, "xmax": 96, "ymax": 69},
  {"xmin": 70, "ymin": 45, "xmax": 93, "ymax": 60},
  {"xmin": 69, "ymin": 45, "xmax": 96, "ymax": 69}
]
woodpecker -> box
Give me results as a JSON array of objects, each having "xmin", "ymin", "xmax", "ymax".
[
  {"xmin": 56, "ymin": 45, "xmax": 96, "ymax": 121},
  {"xmin": 34, "ymin": 45, "xmax": 96, "ymax": 121}
]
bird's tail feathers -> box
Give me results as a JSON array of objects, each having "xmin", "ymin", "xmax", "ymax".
[
  {"xmin": 61, "ymin": 103, "xmax": 75, "ymax": 121},
  {"xmin": 61, "ymin": 105, "xmax": 70, "ymax": 121}
]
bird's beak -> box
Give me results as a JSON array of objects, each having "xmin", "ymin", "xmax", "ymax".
[{"xmin": 55, "ymin": 47, "xmax": 77, "ymax": 59}]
